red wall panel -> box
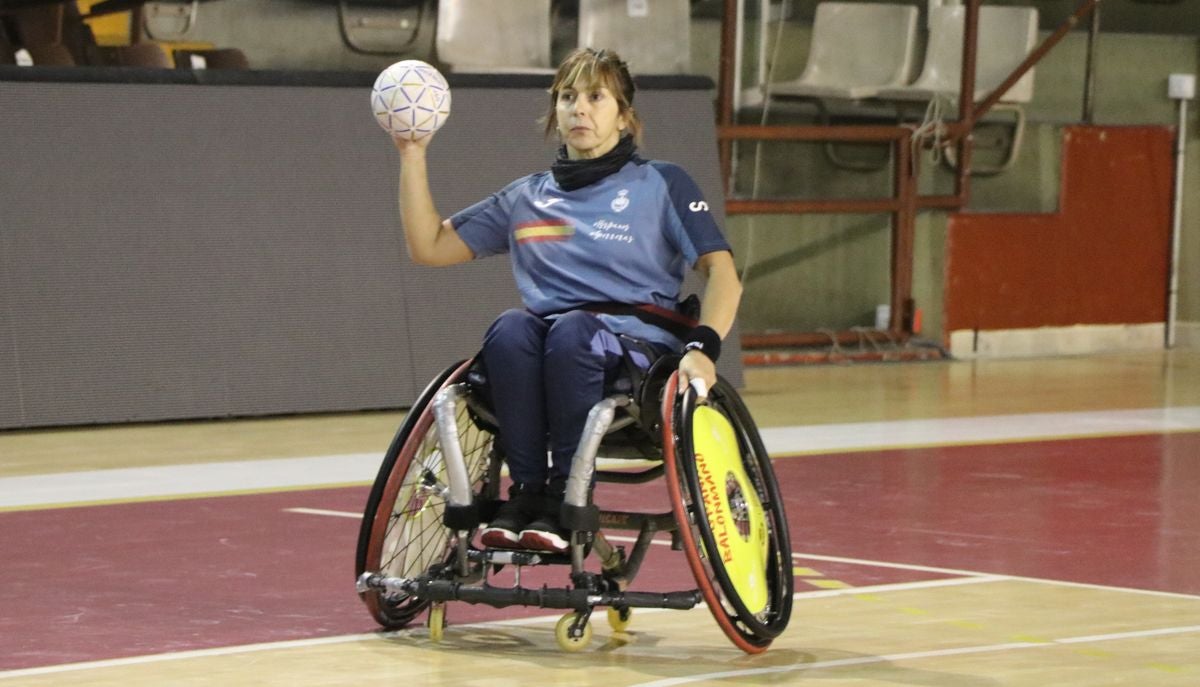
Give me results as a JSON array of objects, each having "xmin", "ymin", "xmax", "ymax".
[{"xmin": 945, "ymin": 126, "xmax": 1174, "ymax": 333}]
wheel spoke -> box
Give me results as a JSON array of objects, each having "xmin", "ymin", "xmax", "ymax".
[{"xmin": 365, "ymin": 375, "xmax": 496, "ymax": 629}]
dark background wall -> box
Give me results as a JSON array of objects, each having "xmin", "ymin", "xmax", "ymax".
[{"xmin": 0, "ymin": 76, "xmax": 741, "ymax": 429}]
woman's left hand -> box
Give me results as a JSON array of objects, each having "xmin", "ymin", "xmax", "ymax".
[{"xmin": 678, "ymin": 349, "xmax": 716, "ymax": 399}]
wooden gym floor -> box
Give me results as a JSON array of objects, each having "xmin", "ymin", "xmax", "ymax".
[{"xmin": 1, "ymin": 350, "xmax": 1198, "ymax": 685}]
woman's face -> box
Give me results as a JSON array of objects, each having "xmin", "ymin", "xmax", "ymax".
[{"xmin": 555, "ymin": 77, "xmax": 628, "ymax": 160}]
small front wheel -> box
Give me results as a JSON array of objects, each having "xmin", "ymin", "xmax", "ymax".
[
  {"xmin": 554, "ymin": 612, "xmax": 593, "ymax": 652},
  {"xmin": 606, "ymin": 606, "xmax": 632, "ymax": 633},
  {"xmin": 428, "ymin": 603, "xmax": 446, "ymax": 642}
]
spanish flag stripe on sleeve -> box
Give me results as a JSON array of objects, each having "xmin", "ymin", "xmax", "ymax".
[{"xmin": 515, "ymin": 220, "xmax": 574, "ymax": 244}]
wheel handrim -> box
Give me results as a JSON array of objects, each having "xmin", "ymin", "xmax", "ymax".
[
  {"xmin": 661, "ymin": 372, "xmax": 793, "ymax": 652},
  {"xmin": 362, "ymin": 362, "xmax": 494, "ymax": 626}
]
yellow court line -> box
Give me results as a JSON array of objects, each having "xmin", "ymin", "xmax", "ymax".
[{"xmin": 806, "ymin": 579, "xmax": 853, "ymax": 590}]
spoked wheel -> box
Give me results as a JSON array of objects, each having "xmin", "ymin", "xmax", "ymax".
[
  {"xmin": 355, "ymin": 359, "xmax": 495, "ymax": 629},
  {"xmin": 661, "ymin": 372, "xmax": 793, "ymax": 653}
]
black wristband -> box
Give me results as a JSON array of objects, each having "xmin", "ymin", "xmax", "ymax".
[{"xmin": 682, "ymin": 325, "xmax": 721, "ymax": 362}]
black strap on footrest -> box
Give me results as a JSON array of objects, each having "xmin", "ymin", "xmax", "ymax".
[
  {"xmin": 560, "ymin": 502, "xmax": 600, "ymax": 532},
  {"xmin": 442, "ymin": 502, "xmax": 479, "ymax": 531}
]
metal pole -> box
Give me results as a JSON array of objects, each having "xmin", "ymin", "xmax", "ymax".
[
  {"xmin": 1082, "ymin": 0, "xmax": 1100, "ymax": 123},
  {"xmin": 963, "ymin": 0, "xmax": 1101, "ymax": 131},
  {"xmin": 1167, "ymin": 97, "xmax": 1189, "ymax": 348},
  {"xmin": 718, "ymin": 0, "xmax": 738, "ymax": 191},
  {"xmin": 757, "ymin": 0, "xmax": 767, "ymax": 94},
  {"xmin": 951, "ymin": 0, "xmax": 980, "ymax": 201},
  {"xmin": 892, "ymin": 130, "xmax": 916, "ymax": 334}
]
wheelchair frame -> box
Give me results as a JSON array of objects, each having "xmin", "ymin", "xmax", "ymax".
[{"xmin": 355, "ymin": 355, "xmax": 793, "ymax": 653}]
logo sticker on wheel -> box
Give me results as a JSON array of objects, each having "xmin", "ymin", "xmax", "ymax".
[{"xmin": 692, "ymin": 405, "xmax": 770, "ymax": 613}]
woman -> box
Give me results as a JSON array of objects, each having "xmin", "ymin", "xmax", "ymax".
[{"xmin": 393, "ymin": 48, "xmax": 742, "ymax": 554}]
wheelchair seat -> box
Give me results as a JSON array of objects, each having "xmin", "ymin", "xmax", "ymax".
[{"xmin": 354, "ymin": 351, "xmax": 793, "ymax": 654}]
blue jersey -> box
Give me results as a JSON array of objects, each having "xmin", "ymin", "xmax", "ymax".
[{"xmin": 450, "ymin": 158, "xmax": 731, "ymax": 349}]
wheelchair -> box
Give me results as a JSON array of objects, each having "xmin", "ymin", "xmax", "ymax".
[{"xmin": 354, "ymin": 351, "xmax": 793, "ymax": 653}]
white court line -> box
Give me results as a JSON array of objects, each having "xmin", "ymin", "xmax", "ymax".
[
  {"xmin": 281, "ymin": 511, "xmax": 1200, "ymax": 602},
  {"xmin": 792, "ymin": 551, "xmax": 1200, "ymax": 601},
  {"xmin": 0, "ymin": 453, "xmax": 383, "ymax": 510},
  {"xmin": 1058, "ymin": 625, "xmax": 1200, "ymax": 644},
  {"xmin": 282, "ymin": 507, "xmax": 361, "ymax": 519},
  {"xmin": 792, "ymin": 574, "xmax": 1007, "ymax": 597},
  {"xmin": 4, "ymin": 577, "xmax": 1197, "ymax": 681},
  {"xmin": 4, "ymin": 406, "xmax": 1199, "ymax": 509},
  {"xmin": 0, "ymin": 576, "xmax": 999, "ymax": 680},
  {"xmin": 629, "ymin": 624, "xmax": 1200, "ymax": 687},
  {"xmin": 577, "ymin": 533, "xmax": 1200, "ymax": 600},
  {"xmin": 0, "ymin": 632, "xmax": 389, "ymax": 681},
  {"xmin": 759, "ymin": 406, "xmax": 1200, "ymax": 456}
]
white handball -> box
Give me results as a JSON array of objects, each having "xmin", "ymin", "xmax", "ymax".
[{"xmin": 371, "ymin": 59, "xmax": 451, "ymax": 141}]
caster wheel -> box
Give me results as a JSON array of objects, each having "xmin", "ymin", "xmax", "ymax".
[
  {"xmin": 428, "ymin": 603, "xmax": 446, "ymax": 642},
  {"xmin": 554, "ymin": 612, "xmax": 593, "ymax": 652},
  {"xmin": 606, "ymin": 606, "xmax": 632, "ymax": 632}
]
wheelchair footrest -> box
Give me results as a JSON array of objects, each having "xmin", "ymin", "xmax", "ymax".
[
  {"xmin": 614, "ymin": 589, "xmax": 703, "ymax": 611},
  {"xmin": 468, "ymin": 548, "xmax": 570, "ymax": 567},
  {"xmin": 359, "ymin": 572, "xmax": 701, "ymax": 613},
  {"xmin": 413, "ymin": 580, "xmax": 702, "ymax": 613}
]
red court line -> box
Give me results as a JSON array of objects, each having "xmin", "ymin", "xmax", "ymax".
[{"xmin": 2, "ymin": 431, "xmax": 1196, "ymax": 671}]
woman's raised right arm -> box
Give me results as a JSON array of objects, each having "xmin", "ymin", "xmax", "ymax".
[{"xmin": 395, "ymin": 138, "xmax": 474, "ymax": 267}]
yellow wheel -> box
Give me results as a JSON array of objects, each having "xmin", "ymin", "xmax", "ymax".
[
  {"xmin": 554, "ymin": 613, "xmax": 593, "ymax": 652},
  {"xmin": 428, "ymin": 603, "xmax": 445, "ymax": 642},
  {"xmin": 661, "ymin": 372, "xmax": 794, "ymax": 654},
  {"xmin": 606, "ymin": 606, "xmax": 632, "ymax": 632}
]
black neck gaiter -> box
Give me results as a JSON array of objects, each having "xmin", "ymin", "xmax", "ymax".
[{"xmin": 550, "ymin": 135, "xmax": 637, "ymax": 191}]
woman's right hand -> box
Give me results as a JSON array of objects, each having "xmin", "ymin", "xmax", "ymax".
[{"xmin": 393, "ymin": 133, "xmax": 433, "ymax": 154}]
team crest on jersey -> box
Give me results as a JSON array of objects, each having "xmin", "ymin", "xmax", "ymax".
[{"xmin": 611, "ymin": 189, "xmax": 630, "ymax": 213}]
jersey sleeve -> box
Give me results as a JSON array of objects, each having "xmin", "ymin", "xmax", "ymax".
[
  {"xmin": 448, "ymin": 178, "xmax": 524, "ymax": 258},
  {"xmin": 648, "ymin": 161, "xmax": 732, "ymax": 266}
]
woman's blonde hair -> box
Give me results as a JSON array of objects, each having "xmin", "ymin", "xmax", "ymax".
[{"xmin": 543, "ymin": 47, "xmax": 643, "ymax": 145}]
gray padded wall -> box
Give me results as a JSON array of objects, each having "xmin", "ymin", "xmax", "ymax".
[{"xmin": 0, "ymin": 79, "xmax": 740, "ymax": 429}]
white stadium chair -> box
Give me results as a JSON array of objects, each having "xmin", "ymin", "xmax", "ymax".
[
  {"xmin": 876, "ymin": 4, "xmax": 1040, "ymax": 105},
  {"xmin": 876, "ymin": 5, "xmax": 1040, "ymax": 176},
  {"xmin": 769, "ymin": 2, "xmax": 920, "ymax": 102},
  {"xmin": 436, "ymin": 0, "xmax": 554, "ymax": 73},
  {"xmin": 578, "ymin": 0, "xmax": 691, "ymax": 75}
]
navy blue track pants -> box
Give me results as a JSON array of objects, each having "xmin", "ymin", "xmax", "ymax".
[{"xmin": 480, "ymin": 309, "xmax": 657, "ymax": 488}]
